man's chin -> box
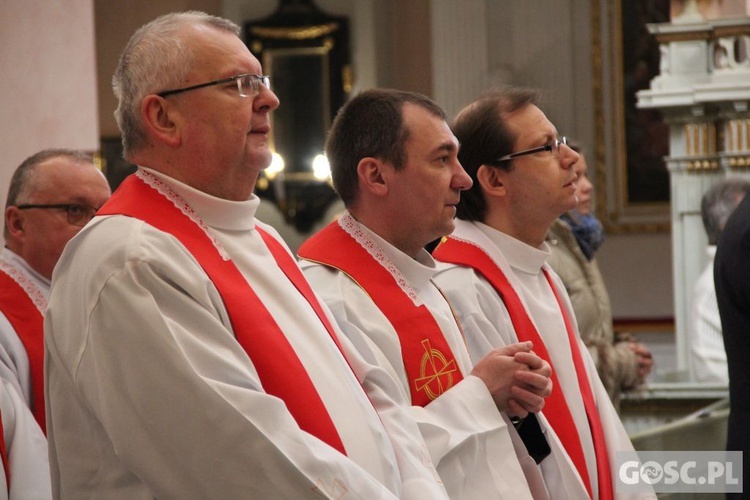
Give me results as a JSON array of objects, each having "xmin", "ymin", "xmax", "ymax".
[{"xmin": 441, "ymin": 220, "xmax": 457, "ymax": 238}]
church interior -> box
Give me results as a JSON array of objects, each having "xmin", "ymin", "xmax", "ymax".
[{"xmin": 3, "ymin": 0, "xmax": 750, "ymax": 471}]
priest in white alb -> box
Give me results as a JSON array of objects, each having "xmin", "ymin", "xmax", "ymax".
[
  {"xmin": 44, "ymin": 12, "xmax": 447, "ymax": 499},
  {"xmin": 300, "ymin": 88, "xmax": 560, "ymax": 499},
  {"xmin": 433, "ymin": 86, "xmax": 655, "ymax": 500}
]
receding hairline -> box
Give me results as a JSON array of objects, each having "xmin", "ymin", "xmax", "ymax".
[
  {"xmin": 6, "ymin": 150, "xmax": 99, "ymax": 207},
  {"xmin": 23, "ymin": 154, "xmax": 101, "ymax": 189}
]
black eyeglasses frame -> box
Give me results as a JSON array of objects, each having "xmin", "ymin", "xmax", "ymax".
[
  {"xmin": 16, "ymin": 203, "xmax": 99, "ymax": 227},
  {"xmin": 491, "ymin": 136, "xmax": 569, "ymax": 164}
]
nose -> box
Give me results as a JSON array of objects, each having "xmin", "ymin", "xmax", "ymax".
[
  {"xmin": 255, "ymin": 85, "xmax": 280, "ymax": 112},
  {"xmin": 580, "ymin": 174, "xmax": 594, "ymax": 194},
  {"xmin": 452, "ymin": 161, "xmax": 473, "ymax": 191},
  {"xmin": 560, "ymin": 143, "xmax": 579, "ymax": 170}
]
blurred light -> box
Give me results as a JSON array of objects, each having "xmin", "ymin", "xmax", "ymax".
[
  {"xmin": 266, "ymin": 152, "xmax": 285, "ymax": 179},
  {"xmin": 312, "ymin": 154, "xmax": 331, "ymax": 180}
]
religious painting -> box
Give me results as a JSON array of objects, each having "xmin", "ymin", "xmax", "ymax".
[{"xmin": 593, "ymin": 0, "xmax": 671, "ymax": 232}]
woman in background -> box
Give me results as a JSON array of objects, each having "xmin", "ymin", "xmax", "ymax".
[{"xmin": 546, "ymin": 143, "xmax": 653, "ymax": 411}]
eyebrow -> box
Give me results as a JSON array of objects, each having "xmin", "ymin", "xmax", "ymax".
[
  {"xmin": 540, "ymin": 130, "xmax": 557, "ymax": 142},
  {"xmin": 435, "ymin": 141, "xmax": 458, "ymax": 154},
  {"xmin": 522, "ymin": 130, "xmax": 557, "ymax": 149}
]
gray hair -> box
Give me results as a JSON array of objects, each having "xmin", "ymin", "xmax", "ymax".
[
  {"xmin": 701, "ymin": 177, "xmax": 750, "ymax": 245},
  {"xmin": 112, "ymin": 11, "xmax": 241, "ymax": 158},
  {"xmin": 5, "ymin": 149, "xmax": 95, "ymax": 238}
]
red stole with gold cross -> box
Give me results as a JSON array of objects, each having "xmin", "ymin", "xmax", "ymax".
[
  {"xmin": 433, "ymin": 235, "xmax": 613, "ymax": 500},
  {"xmin": 97, "ymin": 172, "xmax": 348, "ymax": 455},
  {"xmin": 298, "ymin": 217, "xmax": 464, "ymax": 407},
  {"xmin": 0, "ymin": 265, "xmax": 45, "ymax": 434}
]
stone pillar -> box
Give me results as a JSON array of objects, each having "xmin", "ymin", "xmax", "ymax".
[{"xmin": 637, "ymin": 15, "xmax": 750, "ymax": 380}]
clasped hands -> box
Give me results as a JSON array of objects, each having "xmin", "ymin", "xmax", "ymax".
[
  {"xmin": 470, "ymin": 341, "xmax": 552, "ymax": 419},
  {"xmin": 628, "ymin": 340, "xmax": 654, "ymax": 381}
]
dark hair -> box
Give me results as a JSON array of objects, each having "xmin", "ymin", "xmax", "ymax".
[
  {"xmin": 326, "ymin": 88, "xmax": 447, "ymax": 207},
  {"xmin": 701, "ymin": 178, "xmax": 750, "ymax": 245},
  {"xmin": 4, "ymin": 149, "xmax": 94, "ymax": 238},
  {"xmin": 452, "ymin": 86, "xmax": 540, "ymax": 221}
]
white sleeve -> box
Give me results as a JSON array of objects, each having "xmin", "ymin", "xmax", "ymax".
[
  {"xmin": 690, "ymin": 275, "xmax": 729, "ymax": 383},
  {"xmin": 434, "ymin": 266, "xmax": 520, "ymax": 361},
  {"xmin": 0, "ymin": 314, "xmax": 31, "ymax": 405},
  {"xmin": 334, "ymin": 333, "xmax": 449, "ymax": 499},
  {"xmin": 0, "ymin": 378, "xmax": 51, "ymax": 499}
]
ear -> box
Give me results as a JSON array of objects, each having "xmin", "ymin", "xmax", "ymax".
[
  {"xmin": 141, "ymin": 95, "xmax": 181, "ymax": 148},
  {"xmin": 5, "ymin": 206, "xmax": 25, "ymax": 241},
  {"xmin": 356, "ymin": 157, "xmax": 391, "ymax": 197},
  {"xmin": 477, "ymin": 164, "xmax": 508, "ymax": 197}
]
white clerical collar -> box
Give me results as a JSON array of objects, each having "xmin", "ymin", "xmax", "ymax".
[
  {"xmin": 341, "ymin": 212, "xmax": 437, "ymax": 294},
  {"xmin": 139, "ymin": 167, "xmax": 259, "ymax": 231},
  {"xmin": 475, "ymin": 221, "xmax": 550, "ymax": 276}
]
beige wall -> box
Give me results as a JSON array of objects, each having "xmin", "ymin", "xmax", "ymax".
[
  {"xmin": 0, "ymin": 0, "xmax": 99, "ymax": 209},
  {"xmin": 95, "ymin": 0, "xmax": 222, "ymax": 138},
  {"xmin": 389, "ymin": 0, "xmax": 432, "ymax": 96}
]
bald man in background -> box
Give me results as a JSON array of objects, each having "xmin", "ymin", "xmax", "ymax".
[
  {"xmin": 0, "ymin": 148, "xmax": 111, "ymax": 497},
  {"xmin": 2, "ymin": 149, "xmax": 112, "ymax": 428}
]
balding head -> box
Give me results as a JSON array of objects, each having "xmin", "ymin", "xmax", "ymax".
[{"xmin": 4, "ymin": 149, "xmax": 112, "ymax": 278}]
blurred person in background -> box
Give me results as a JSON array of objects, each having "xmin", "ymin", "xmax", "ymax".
[
  {"xmin": 546, "ymin": 142, "xmax": 652, "ymax": 410},
  {"xmin": 0, "ymin": 148, "xmax": 109, "ymax": 498},
  {"xmin": 691, "ymin": 178, "xmax": 750, "ymax": 384}
]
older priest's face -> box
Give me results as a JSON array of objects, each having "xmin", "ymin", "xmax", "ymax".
[{"xmin": 168, "ymin": 24, "xmax": 280, "ymax": 200}]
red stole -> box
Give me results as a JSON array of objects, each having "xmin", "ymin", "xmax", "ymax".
[
  {"xmin": 298, "ymin": 220, "xmax": 464, "ymax": 407},
  {"xmin": 97, "ymin": 173, "xmax": 347, "ymax": 455},
  {"xmin": 543, "ymin": 269, "xmax": 613, "ymax": 500},
  {"xmin": 0, "ymin": 268, "xmax": 45, "ymax": 433},
  {"xmin": 434, "ymin": 236, "xmax": 614, "ymax": 499}
]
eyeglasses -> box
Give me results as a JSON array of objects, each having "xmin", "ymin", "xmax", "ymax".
[
  {"xmin": 493, "ymin": 136, "xmax": 569, "ymax": 163},
  {"xmin": 156, "ymin": 74, "xmax": 271, "ymax": 98},
  {"xmin": 16, "ymin": 203, "xmax": 99, "ymax": 227}
]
